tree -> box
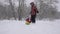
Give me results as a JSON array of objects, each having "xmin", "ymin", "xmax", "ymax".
[
  {"xmin": 8, "ymin": 0, "xmax": 16, "ymax": 20},
  {"xmin": 18, "ymin": 0, "xmax": 25, "ymax": 20},
  {"xmin": 37, "ymin": 0, "xmax": 58, "ymax": 19},
  {"xmin": 5, "ymin": 0, "xmax": 16, "ymax": 19}
]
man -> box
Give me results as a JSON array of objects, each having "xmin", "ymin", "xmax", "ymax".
[{"xmin": 30, "ymin": 2, "xmax": 39, "ymax": 23}]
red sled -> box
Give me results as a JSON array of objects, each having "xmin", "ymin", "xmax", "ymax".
[{"xmin": 26, "ymin": 18, "xmax": 31, "ymax": 23}]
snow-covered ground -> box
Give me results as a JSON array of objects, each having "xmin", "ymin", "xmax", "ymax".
[{"xmin": 0, "ymin": 20, "xmax": 60, "ymax": 34}]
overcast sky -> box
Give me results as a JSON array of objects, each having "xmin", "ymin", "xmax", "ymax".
[
  {"xmin": 25, "ymin": 0, "xmax": 34, "ymax": 6},
  {"xmin": 0, "ymin": 0, "xmax": 34, "ymax": 6},
  {"xmin": 0, "ymin": 0, "xmax": 60, "ymax": 11}
]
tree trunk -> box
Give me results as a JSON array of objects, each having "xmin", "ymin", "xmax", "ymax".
[
  {"xmin": 18, "ymin": 0, "xmax": 24, "ymax": 20},
  {"xmin": 9, "ymin": 0, "xmax": 16, "ymax": 20}
]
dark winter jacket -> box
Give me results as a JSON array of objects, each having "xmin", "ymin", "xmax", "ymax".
[{"xmin": 31, "ymin": 5, "xmax": 39, "ymax": 15}]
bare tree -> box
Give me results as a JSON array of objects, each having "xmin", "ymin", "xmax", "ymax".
[
  {"xmin": 8, "ymin": 0, "xmax": 16, "ymax": 20},
  {"xmin": 18, "ymin": 0, "xmax": 25, "ymax": 20},
  {"xmin": 37, "ymin": 0, "xmax": 58, "ymax": 19}
]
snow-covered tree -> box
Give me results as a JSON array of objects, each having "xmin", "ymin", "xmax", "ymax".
[
  {"xmin": 17, "ymin": 0, "xmax": 25, "ymax": 20},
  {"xmin": 36, "ymin": 0, "xmax": 58, "ymax": 19}
]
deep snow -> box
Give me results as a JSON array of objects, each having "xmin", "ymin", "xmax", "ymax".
[{"xmin": 0, "ymin": 20, "xmax": 60, "ymax": 34}]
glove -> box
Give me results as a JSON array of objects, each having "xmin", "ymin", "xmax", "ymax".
[{"xmin": 37, "ymin": 11, "xmax": 39, "ymax": 13}]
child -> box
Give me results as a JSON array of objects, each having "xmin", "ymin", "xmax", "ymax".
[
  {"xmin": 26, "ymin": 17, "xmax": 31, "ymax": 23},
  {"xmin": 25, "ymin": 15, "xmax": 31, "ymax": 25}
]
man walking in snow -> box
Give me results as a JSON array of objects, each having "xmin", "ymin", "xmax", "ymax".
[{"xmin": 30, "ymin": 2, "xmax": 39, "ymax": 23}]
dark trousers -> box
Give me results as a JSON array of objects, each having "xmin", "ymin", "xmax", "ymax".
[{"xmin": 31, "ymin": 15, "xmax": 36, "ymax": 23}]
